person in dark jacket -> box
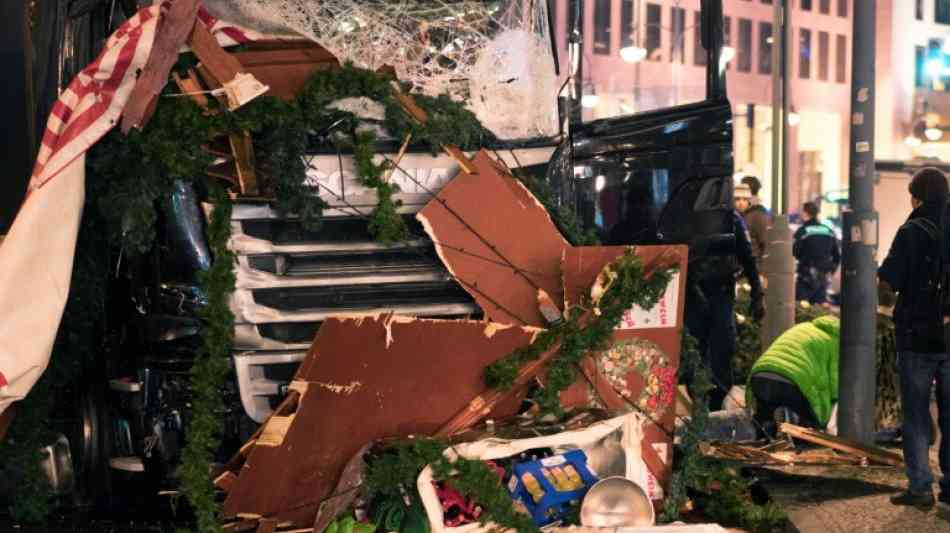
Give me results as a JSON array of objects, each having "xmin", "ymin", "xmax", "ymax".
[
  {"xmin": 880, "ymin": 167, "xmax": 950, "ymax": 509},
  {"xmin": 684, "ymin": 210, "xmax": 765, "ymax": 410},
  {"xmin": 793, "ymin": 202, "xmax": 840, "ymax": 305},
  {"xmin": 739, "ymin": 176, "xmax": 770, "ymax": 267}
]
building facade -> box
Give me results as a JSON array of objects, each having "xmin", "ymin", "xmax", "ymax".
[
  {"xmin": 876, "ymin": 0, "xmax": 950, "ymax": 162},
  {"xmin": 552, "ymin": 0, "xmax": 853, "ymax": 215}
]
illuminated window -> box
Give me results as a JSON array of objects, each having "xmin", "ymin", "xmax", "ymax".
[
  {"xmin": 818, "ymin": 31, "xmax": 829, "ymax": 81},
  {"xmin": 799, "ymin": 28, "xmax": 812, "ymax": 79},
  {"xmin": 759, "ymin": 22, "xmax": 773, "ymax": 74},
  {"xmin": 938, "ymin": 0, "xmax": 950, "ymax": 24},
  {"xmin": 671, "ymin": 7, "xmax": 686, "ymax": 63},
  {"xmin": 738, "ymin": 18, "xmax": 752, "ymax": 72},
  {"xmin": 694, "ymin": 11, "xmax": 707, "ymax": 66},
  {"xmin": 593, "ymin": 0, "xmax": 611, "ymax": 55},
  {"xmin": 647, "ymin": 3, "xmax": 662, "ymax": 61},
  {"xmin": 836, "ymin": 34, "xmax": 847, "ymax": 83},
  {"xmin": 621, "ymin": 0, "xmax": 635, "ymax": 48}
]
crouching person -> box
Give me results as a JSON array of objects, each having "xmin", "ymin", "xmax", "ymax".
[
  {"xmin": 879, "ymin": 167, "xmax": 949, "ymax": 509},
  {"xmin": 747, "ymin": 316, "xmax": 840, "ymax": 437}
]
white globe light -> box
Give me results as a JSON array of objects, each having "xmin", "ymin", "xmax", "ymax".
[
  {"xmin": 905, "ymin": 135, "xmax": 923, "ymax": 148},
  {"xmin": 787, "ymin": 112, "xmax": 801, "ymax": 127},
  {"xmin": 619, "ymin": 45, "xmax": 647, "ymax": 63},
  {"xmin": 582, "ymin": 93, "xmax": 600, "ymax": 108},
  {"xmin": 927, "ymin": 59, "xmax": 944, "ymax": 78},
  {"xmin": 926, "ymin": 127, "xmax": 943, "ymax": 141},
  {"xmin": 720, "ymin": 46, "xmax": 736, "ymax": 63}
]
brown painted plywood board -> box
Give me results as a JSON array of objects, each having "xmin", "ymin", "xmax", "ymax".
[
  {"xmin": 417, "ymin": 150, "xmax": 569, "ymax": 328},
  {"xmin": 121, "ymin": 0, "xmax": 202, "ymax": 132},
  {"xmin": 223, "ymin": 316, "xmax": 538, "ymax": 525},
  {"xmin": 232, "ymin": 41, "xmax": 340, "ymax": 101}
]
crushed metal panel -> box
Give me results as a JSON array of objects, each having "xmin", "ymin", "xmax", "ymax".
[
  {"xmin": 417, "ymin": 150, "xmax": 568, "ymax": 328},
  {"xmin": 223, "ymin": 315, "xmax": 537, "ymax": 525}
]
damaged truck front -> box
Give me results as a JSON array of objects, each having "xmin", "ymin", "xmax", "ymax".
[{"xmin": 69, "ymin": 0, "xmax": 733, "ymax": 510}]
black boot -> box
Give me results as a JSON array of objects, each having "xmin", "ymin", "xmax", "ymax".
[{"xmin": 891, "ymin": 490, "xmax": 935, "ymax": 509}]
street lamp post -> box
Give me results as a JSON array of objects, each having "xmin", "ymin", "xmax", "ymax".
[
  {"xmin": 838, "ymin": 0, "xmax": 878, "ymax": 445},
  {"xmin": 761, "ymin": 0, "xmax": 796, "ymax": 350}
]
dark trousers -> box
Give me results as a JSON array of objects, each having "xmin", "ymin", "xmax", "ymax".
[
  {"xmin": 795, "ymin": 268, "xmax": 830, "ymax": 305},
  {"xmin": 749, "ymin": 374, "xmax": 821, "ymax": 435},
  {"xmin": 898, "ymin": 351, "xmax": 950, "ymax": 494},
  {"xmin": 685, "ymin": 280, "xmax": 736, "ymax": 410}
]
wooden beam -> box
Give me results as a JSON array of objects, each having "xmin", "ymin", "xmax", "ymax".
[
  {"xmin": 121, "ymin": 0, "xmax": 202, "ymax": 132},
  {"xmin": 171, "ymin": 70, "xmax": 209, "ymax": 109},
  {"xmin": 189, "ymin": 18, "xmax": 244, "ymax": 87},
  {"xmin": 229, "ymin": 131, "xmax": 259, "ymax": 196},
  {"xmin": 389, "ymin": 82, "xmax": 477, "ymax": 175},
  {"xmin": 779, "ymin": 423, "xmax": 904, "ymax": 467}
]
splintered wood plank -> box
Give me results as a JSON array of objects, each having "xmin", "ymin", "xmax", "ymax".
[
  {"xmin": 189, "ymin": 18, "xmax": 245, "ymax": 86},
  {"xmin": 389, "ymin": 83, "xmax": 476, "ymax": 174},
  {"xmin": 229, "ymin": 131, "xmax": 259, "ymax": 196},
  {"xmin": 121, "ymin": 0, "xmax": 202, "ymax": 132},
  {"xmin": 779, "ymin": 423, "xmax": 904, "ymax": 467},
  {"xmin": 417, "ymin": 150, "xmax": 569, "ymax": 328},
  {"xmin": 171, "ymin": 70, "xmax": 209, "ymax": 109},
  {"xmin": 223, "ymin": 317, "xmax": 536, "ymax": 526}
]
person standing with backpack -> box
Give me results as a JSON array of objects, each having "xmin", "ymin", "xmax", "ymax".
[{"xmin": 879, "ymin": 167, "xmax": 950, "ymax": 509}]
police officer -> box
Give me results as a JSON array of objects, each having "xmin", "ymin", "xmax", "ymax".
[
  {"xmin": 685, "ymin": 209, "xmax": 765, "ymax": 410},
  {"xmin": 792, "ymin": 202, "xmax": 840, "ymax": 305}
]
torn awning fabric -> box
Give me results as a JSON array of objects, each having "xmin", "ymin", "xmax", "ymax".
[{"xmin": 0, "ymin": 2, "xmax": 259, "ymax": 414}]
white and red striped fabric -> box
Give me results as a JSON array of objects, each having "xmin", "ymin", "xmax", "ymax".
[
  {"xmin": 28, "ymin": 2, "xmax": 259, "ymax": 192},
  {"xmin": 1, "ymin": 3, "xmax": 261, "ymax": 409}
]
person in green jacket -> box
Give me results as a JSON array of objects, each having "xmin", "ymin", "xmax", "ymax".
[{"xmin": 747, "ymin": 315, "xmax": 840, "ymax": 435}]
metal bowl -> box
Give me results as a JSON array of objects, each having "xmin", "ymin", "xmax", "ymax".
[{"xmin": 579, "ymin": 476, "xmax": 655, "ymax": 528}]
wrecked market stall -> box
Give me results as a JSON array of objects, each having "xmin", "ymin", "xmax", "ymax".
[{"xmin": 0, "ymin": 1, "xmax": 778, "ymax": 532}]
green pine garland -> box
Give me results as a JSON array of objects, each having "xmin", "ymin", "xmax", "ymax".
[
  {"xmin": 484, "ymin": 249, "xmax": 674, "ymax": 413},
  {"xmin": 178, "ymin": 184, "xmax": 235, "ymax": 533},
  {"xmin": 364, "ymin": 439, "xmax": 537, "ymax": 533}
]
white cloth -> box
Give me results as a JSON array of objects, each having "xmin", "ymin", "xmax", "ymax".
[{"xmin": 0, "ymin": 157, "xmax": 85, "ymax": 415}]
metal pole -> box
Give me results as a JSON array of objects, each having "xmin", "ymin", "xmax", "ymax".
[
  {"xmin": 762, "ymin": 0, "xmax": 795, "ymax": 349},
  {"xmin": 839, "ymin": 0, "xmax": 878, "ymax": 445},
  {"xmin": 770, "ymin": 1, "xmax": 782, "ymax": 211},
  {"xmin": 569, "ymin": 0, "xmax": 585, "ymax": 126}
]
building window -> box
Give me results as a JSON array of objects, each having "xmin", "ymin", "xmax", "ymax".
[
  {"xmin": 724, "ymin": 16, "xmax": 732, "ymax": 70},
  {"xmin": 938, "ymin": 0, "xmax": 950, "ymax": 24},
  {"xmin": 738, "ymin": 18, "xmax": 752, "ymax": 72},
  {"xmin": 694, "ymin": 11, "xmax": 707, "ymax": 66},
  {"xmin": 647, "ymin": 3, "xmax": 662, "ymax": 60},
  {"xmin": 799, "ymin": 28, "xmax": 812, "ymax": 79},
  {"xmin": 762, "ymin": 0, "xmax": 772, "ymax": 4},
  {"xmin": 670, "ymin": 6, "xmax": 686, "ymax": 63},
  {"xmin": 759, "ymin": 22, "xmax": 773, "ymax": 74},
  {"xmin": 916, "ymin": 45, "xmax": 926, "ymax": 88},
  {"xmin": 621, "ymin": 0, "xmax": 635, "ymax": 48},
  {"xmin": 835, "ymin": 33, "xmax": 847, "ymax": 83},
  {"xmin": 820, "ymin": 0, "xmax": 830, "ymax": 15},
  {"xmin": 818, "ymin": 31, "xmax": 829, "ymax": 80},
  {"xmin": 593, "ymin": 0, "xmax": 611, "ymax": 55},
  {"xmin": 837, "ymin": 0, "xmax": 848, "ymax": 17},
  {"xmin": 801, "ymin": 0, "xmax": 812, "ymax": 11},
  {"xmin": 918, "ymin": 0, "xmax": 925, "ymax": 20}
]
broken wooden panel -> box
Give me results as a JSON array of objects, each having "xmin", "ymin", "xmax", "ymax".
[
  {"xmin": 417, "ymin": 150, "xmax": 569, "ymax": 328},
  {"xmin": 233, "ymin": 40, "xmax": 340, "ymax": 101},
  {"xmin": 558, "ymin": 245, "xmax": 688, "ymax": 502},
  {"xmin": 122, "ymin": 0, "xmax": 202, "ymax": 132},
  {"xmin": 223, "ymin": 316, "xmax": 537, "ymax": 526},
  {"xmin": 189, "ymin": 19, "xmax": 246, "ymax": 87}
]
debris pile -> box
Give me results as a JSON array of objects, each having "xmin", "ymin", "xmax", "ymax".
[{"xmin": 217, "ymin": 145, "xmax": 690, "ymax": 532}]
